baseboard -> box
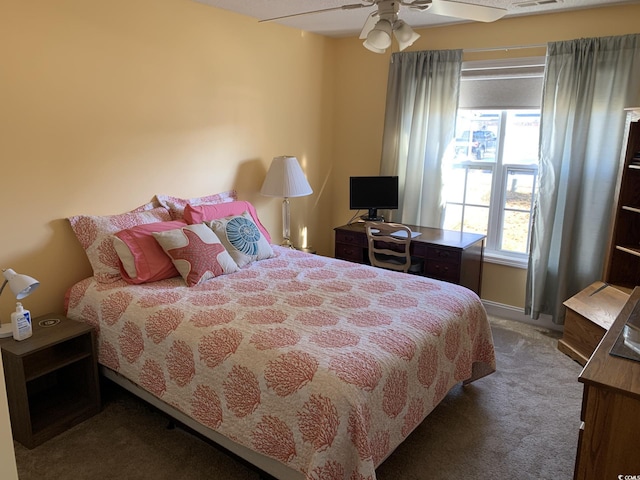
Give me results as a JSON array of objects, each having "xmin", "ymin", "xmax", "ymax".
[{"xmin": 482, "ymin": 300, "xmax": 563, "ymax": 332}]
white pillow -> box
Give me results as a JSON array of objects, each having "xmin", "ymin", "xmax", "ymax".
[{"xmin": 206, "ymin": 211, "xmax": 275, "ymax": 268}]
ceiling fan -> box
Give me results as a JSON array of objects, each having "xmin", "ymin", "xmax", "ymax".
[{"xmin": 259, "ymin": 1, "xmax": 508, "ymax": 53}]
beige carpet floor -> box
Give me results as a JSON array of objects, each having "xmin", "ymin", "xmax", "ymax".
[{"xmin": 14, "ymin": 317, "xmax": 583, "ymax": 480}]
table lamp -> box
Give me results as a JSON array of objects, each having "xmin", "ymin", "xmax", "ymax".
[
  {"xmin": 0, "ymin": 268, "xmax": 40, "ymax": 338},
  {"xmin": 260, "ymin": 156, "xmax": 313, "ymax": 248}
]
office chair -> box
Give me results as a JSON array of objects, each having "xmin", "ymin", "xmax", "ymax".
[{"xmin": 365, "ymin": 221, "xmax": 423, "ymax": 274}]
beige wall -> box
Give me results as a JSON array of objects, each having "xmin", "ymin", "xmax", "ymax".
[
  {"xmin": 1, "ymin": 0, "xmax": 336, "ymax": 321},
  {"xmin": 0, "ymin": 357, "xmax": 18, "ymax": 480},
  {"xmin": 331, "ymin": 4, "xmax": 640, "ymax": 309},
  {"xmin": 2, "ymin": 1, "xmax": 639, "ymax": 323}
]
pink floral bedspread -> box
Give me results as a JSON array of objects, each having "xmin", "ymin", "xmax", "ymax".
[{"xmin": 66, "ymin": 246, "xmax": 495, "ymax": 480}]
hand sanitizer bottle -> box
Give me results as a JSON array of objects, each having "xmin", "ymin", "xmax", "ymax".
[{"xmin": 11, "ymin": 302, "xmax": 32, "ymax": 341}]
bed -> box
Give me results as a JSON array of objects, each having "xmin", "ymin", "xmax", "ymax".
[{"xmin": 64, "ymin": 195, "xmax": 495, "ymax": 480}]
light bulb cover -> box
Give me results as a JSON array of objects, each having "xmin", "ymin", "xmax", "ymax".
[
  {"xmin": 363, "ymin": 41, "xmax": 387, "ymax": 54},
  {"xmin": 364, "ymin": 19, "xmax": 392, "ymax": 51},
  {"xmin": 393, "ymin": 20, "xmax": 420, "ymax": 51}
]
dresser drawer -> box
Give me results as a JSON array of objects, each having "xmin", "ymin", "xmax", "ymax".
[{"xmin": 335, "ymin": 242, "xmax": 364, "ymax": 263}]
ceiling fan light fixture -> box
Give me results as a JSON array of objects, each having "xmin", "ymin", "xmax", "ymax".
[
  {"xmin": 363, "ymin": 41, "xmax": 387, "ymax": 54},
  {"xmin": 364, "ymin": 18, "xmax": 392, "ymax": 52},
  {"xmin": 392, "ymin": 20, "xmax": 420, "ymax": 50}
]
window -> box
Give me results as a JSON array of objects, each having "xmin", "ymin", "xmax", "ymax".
[{"xmin": 441, "ymin": 58, "xmax": 544, "ymax": 267}]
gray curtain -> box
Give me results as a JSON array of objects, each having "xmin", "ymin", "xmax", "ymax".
[
  {"xmin": 379, "ymin": 49, "xmax": 462, "ymax": 226},
  {"xmin": 526, "ymin": 34, "xmax": 640, "ymax": 323}
]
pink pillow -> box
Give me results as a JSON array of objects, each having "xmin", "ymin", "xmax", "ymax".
[
  {"xmin": 155, "ymin": 190, "xmax": 237, "ymax": 219},
  {"xmin": 113, "ymin": 220, "xmax": 187, "ymax": 284},
  {"xmin": 184, "ymin": 201, "xmax": 271, "ymax": 244}
]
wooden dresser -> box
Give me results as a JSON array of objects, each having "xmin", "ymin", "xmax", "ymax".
[
  {"xmin": 573, "ymin": 287, "xmax": 640, "ymax": 479},
  {"xmin": 334, "ymin": 222, "xmax": 485, "ymax": 295}
]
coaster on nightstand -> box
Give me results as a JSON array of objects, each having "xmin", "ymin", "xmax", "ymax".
[{"xmin": 39, "ymin": 318, "xmax": 61, "ymax": 328}]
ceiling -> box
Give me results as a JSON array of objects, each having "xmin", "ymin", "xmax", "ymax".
[{"xmin": 191, "ymin": 0, "xmax": 638, "ymax": 38}]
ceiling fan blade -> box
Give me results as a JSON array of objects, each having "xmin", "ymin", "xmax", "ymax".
[
  {"xmin": 429, "ymin": 0, "xmax": 507, "ymax": 22},
  {"xmin": 359, "ymin": 11, "xmax": 380, "ymax": 39},
  {"xmin": 259, "ymin": 3, "xmax": 372, "ymax": 23},
  {"xmin": 403, "ymin": 0, "xmax": 432, "ymax": 9}
]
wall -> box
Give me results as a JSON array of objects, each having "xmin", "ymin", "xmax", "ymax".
[
  {"xmin": 0, "ymin": 357, "xmax": 18, "ymax": 480},
  {"xmin": 0, "ymin": 0, "xmax": 336, "ymax": 322},
  {"xmin": 331, "ymin": 4, "xmax": 640, "ymax": 309}
]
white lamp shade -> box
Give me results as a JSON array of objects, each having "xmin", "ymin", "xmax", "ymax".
[
  {"xmin": 393, "ymin": 20, "xmax": 420, "ymax": 51},
  {"xmin": 261, "ymin": 156, "xmax": 313, "ymax": 198},
  {"xmin": 2, "ymin": 268, "xmax": 40, "ymax": 300},
  {"xmin": 364, "ymin": 19, "xmax": 392, "ymax": 52},
  {"xmin": 363, "ymin": 41, "xmax": 387, "ymax": 54}
]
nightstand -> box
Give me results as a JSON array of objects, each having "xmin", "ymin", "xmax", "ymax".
[{"xmin": 0, "ymin": 313, "xmax": 100, "ymax": 448}]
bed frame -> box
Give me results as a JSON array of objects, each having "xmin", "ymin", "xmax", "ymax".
[{"xmin": 101, "ymin": 366, "xmax": 304, "ymax": 480}]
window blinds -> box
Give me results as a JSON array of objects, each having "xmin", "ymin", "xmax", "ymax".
[{"xmin": 458, "ymin": 56, "xmax": 545, "ymax": 109}]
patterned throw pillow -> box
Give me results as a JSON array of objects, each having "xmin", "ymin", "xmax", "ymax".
[
  {"xmin": 113, "ymin": 219, "xmax": 187, "ymax": 284},
  {"xmin": 68, "ymin": 206, "xmax": 172, "ymax": 283},
  {"xmin": 152, "ymin": 224, "xmax": 239, "ymax": 287},
  {"xmin": 154, "ymin": 190, "xmax": 237, "ymax": 220},
  {"xmin": 184, "ymin": 200, "xmax": 271, "ymax": 244},
  {"xmin": 206, "ymin": 211, "xmax": 274, "ymax": 268}
]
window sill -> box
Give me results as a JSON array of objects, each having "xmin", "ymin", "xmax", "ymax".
[{"xmin": 483, "ymin": 251, "xmax": 528, "ymax": 269}]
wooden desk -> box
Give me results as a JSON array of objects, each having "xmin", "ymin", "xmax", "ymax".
[
  {"xmin": 574, "ymin": 287, "xmax": 640, "ymax": 479},
  {"xmin": 334, "ymin": 222, "xmax": 485, "ymax": 295}
]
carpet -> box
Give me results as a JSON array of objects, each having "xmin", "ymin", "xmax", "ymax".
[{"xmin": 13, "ymin": 317, "xmax": 583, "ymax": 480}]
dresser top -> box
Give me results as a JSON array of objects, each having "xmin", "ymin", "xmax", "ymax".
[{"xmin": 580, "ymin": 287, "xmax": 640, "ymax": 400}]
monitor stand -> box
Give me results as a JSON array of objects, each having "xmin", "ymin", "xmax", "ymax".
[{"xmin": 360, "ymin": 209, "xmax": 384, "ymax": 222}]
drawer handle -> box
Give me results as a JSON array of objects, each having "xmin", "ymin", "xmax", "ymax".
[{"xmin": 437, "ymin": 251, "xmax": 451, "ymax": 258}]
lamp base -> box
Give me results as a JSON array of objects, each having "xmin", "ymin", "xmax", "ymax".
[
  {"xmin": 280, "ymin": 238, "xmax": 295, "ymax": 249},
  {"xmin": 0, "ymin": 322, "xmax": 13, "ymax": 338}
]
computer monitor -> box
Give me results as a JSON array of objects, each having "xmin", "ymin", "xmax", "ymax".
[{"xmin": 349, "ymin": 176, "xmax": 399, "ymax": 221}]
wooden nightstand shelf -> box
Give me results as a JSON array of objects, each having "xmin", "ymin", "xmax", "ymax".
[{"xmin": 0, "ymin": 313, "xmax": 100, "ymax": 448}]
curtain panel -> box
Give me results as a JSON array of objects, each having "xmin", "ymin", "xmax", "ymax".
[
  {"xmin": 379, "ymin": 49, "xmax": 462, "ymax": 226},
  {"xmin": 526, "ymin": 34, "xmax": 640, "ymax": 323}
]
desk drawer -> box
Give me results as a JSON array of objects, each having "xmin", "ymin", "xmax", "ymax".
[
  {"xmin": 335, "ymin": 229, "xmax": 367, "ymax": 247},
  {"xmin": 335, "ymin": 243, "xmax": 364, "ymax": 263},
  {"xmin": 426, "ymin": 246, "xmax": 462, "ymax": 262},
  {"xmin": 425, "ymin": 259, "xmax": 460, "ymax": 283}
]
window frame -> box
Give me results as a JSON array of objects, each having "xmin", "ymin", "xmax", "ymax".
[{"xmin": 444, "ymin": 108, "xmax": 540, "ymax": 268}]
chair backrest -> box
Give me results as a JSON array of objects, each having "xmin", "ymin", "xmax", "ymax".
[{"xmin": 365, "ymin": 221, "xmax": 412, "ymax": 273}]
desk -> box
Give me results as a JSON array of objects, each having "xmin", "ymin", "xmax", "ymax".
[{"xmin": 334, "ymin": 222, "xmax": 485, "ymax": 295}]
